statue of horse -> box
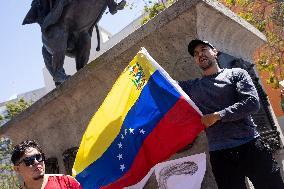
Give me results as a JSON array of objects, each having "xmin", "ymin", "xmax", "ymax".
[{"xmin": 23, "ymin": 0, "xmax": 126, "ymax": 86}]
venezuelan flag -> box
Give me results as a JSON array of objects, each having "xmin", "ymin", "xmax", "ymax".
[{"xmin": 72, "ymin": 48, "xmax": 204, "ymax": 189}]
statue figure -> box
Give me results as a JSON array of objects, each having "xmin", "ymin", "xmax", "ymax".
[
  {"xmin": 23, "ymin": 0, "xmax": 126, "ymax": 26},
  {"xmin": 23, "ymin": 0, "xmax": 126, "ymax": 86}
]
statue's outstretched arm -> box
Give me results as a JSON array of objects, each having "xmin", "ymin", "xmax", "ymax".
[{"xmin": 106, "ymin": 0, "xmax": 126, "ymax": 15}]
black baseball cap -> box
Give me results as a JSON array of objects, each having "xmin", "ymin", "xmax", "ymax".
[{"xmin": 188, "ymin": 39, "xmax": 215, "ymax": 57}]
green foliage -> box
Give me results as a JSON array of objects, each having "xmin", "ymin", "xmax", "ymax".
[
  {"xmin": 5, "ymin": 98, "xmax": 31, "ymax": 119},
  {"xmin": 236, "ymin": 0, "xmax": 251, "ymax": 6},
  {"xmin": 225, "ymin": 0, "xmax": 252, "ymax": 7},
  {"xmin": 266, "ymin": 31, "xmax": 280, "ymax": 46},
  {"xmin": 238, "ymin": 10, "xmax": 266, "ymax": 32},
  {"xmin": 225, "ymin": 0, "xmax": 235, "ymax": 6},
  {"xmin": 220, "ymin": 0, "xmax": 284, "ymax": 89},
  {"xmin": 142, "ymin": 2, "xmax": 165, "ymax": 24},
  {"xmin": 141, "ymin": 0, "xmax": 176, "ymax": 24},
  {"xmin": 0, "ymin": 115, "xmax": 3, "ymax": 121},
  {"xmin": 267, "ymin": 74, "xmax": 279, "ymax": 89},
  {"xmin": 0, "ymin": 164, "xmax": 19, "ymax": 189},
  {"xmin": 271, "ymin": 2, "xmax": 284, "ymax": 27},
  {"xmin": 0, "ymin": 138, "xmax": 19, "ymax": 189}
]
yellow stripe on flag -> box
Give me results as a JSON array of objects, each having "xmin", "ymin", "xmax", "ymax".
[{"xmin": 73, "ymin": 51, "xmax": 156, "ymax": 176}]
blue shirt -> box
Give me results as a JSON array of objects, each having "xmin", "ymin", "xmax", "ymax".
[{"xmin": 179, "ymin": 68, "xmax": 260, "ymax": 151}]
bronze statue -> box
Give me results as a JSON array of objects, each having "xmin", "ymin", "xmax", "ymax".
[{"xmin": 23, "ymin": 0, "xmax": 126, "ymax": 86}]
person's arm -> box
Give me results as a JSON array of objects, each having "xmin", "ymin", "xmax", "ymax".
[
  {"xmin": 218, "ymin": 69, "xmax": 260, "ymax": 122},
  {"xmin": 202, "ymin": 69, "xmax": 260, "ymax": 127}
]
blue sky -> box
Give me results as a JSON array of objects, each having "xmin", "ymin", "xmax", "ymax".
[{"xmin": 0, "ymin": 0, "xmax": 149, "ymax": 103}]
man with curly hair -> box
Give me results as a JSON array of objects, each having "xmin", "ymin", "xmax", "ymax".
[{"xmin": 12, "ymin": 140, "xmax": 82, "ymax": 189}]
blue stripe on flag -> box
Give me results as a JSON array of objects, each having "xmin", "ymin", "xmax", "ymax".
[{"xmin": 76, "ymin": 71, "xmax": 181, "ymax": 189}]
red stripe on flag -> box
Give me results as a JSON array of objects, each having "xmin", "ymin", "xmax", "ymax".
[{"xmin": 102, "ymin": 97, "xmax": 205, "ymax": 189}]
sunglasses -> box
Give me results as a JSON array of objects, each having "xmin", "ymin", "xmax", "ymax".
[{"xmin": 17, "ymin": 154, "xmax": 45, "ymax": 166}]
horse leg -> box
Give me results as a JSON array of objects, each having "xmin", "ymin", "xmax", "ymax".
[
  {"xmin": 43, "ymin": 26, "xmax": 69, "ymax": 85},
  {"xmin": 42, "ymin": 46, "xmax": 53, "ymax": 76},
  {"xmin": 75, "ymin": 32, "xmax": 91, "ymax": 71},
  {"xmin": 52, "ymin": 50, "xmax": 68, "ymax": 86},
  {"xmin": 42, "ymin": 46, "xmax": 68, "ymax": 86}
]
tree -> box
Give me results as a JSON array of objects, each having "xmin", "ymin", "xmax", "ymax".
[
  {"xmin": 0, "ymin": 138, "xmax": 19, "ymax": 189},
  {"xmin": 0, "ymin": 98, "xmax": 31, "ymax": 126},
  {"xmin": 143, "ymin": 0, "xmax": 177, "ymax": 24},
  {"xmin": 218, "ymin": 0, "xmax": 284, "ymax": 89},
  {"xmin": 5, "ymin": 98, "xmax": 31, "ymax": 119},
  {"xmin": 128, "ymin": 0, "xmax": 176, "ymax": 24}
]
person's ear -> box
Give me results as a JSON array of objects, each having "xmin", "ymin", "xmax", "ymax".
[{"xmin": 212, "ymin": 48, "xmax": 218, "ymax": 57}]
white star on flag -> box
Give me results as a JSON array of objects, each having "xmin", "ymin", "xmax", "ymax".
[
  {"xmin": 118, "ymin": 142, "xmax": 123, "ymax": 149},
  {"xmin": 117, "ymin": 154, "xmax": 123, "ymax": 160},
  {"xmin": 139, "ymin": 129, "xmax": 145, "ymax": 135},
  {"xmin": 120, "ymin": 164, "xmax": 125, "ymax": 172},
  {"xmin": 129, "ymin": 128, "xmax": 134, "ymax": 134},
  {"xmin": 124, "ymin": 129, "xmax": 127, "ymax": 135},
  {"xmin": 121, "ymin": 134, "xmax": 124, "ymax": 139}
]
